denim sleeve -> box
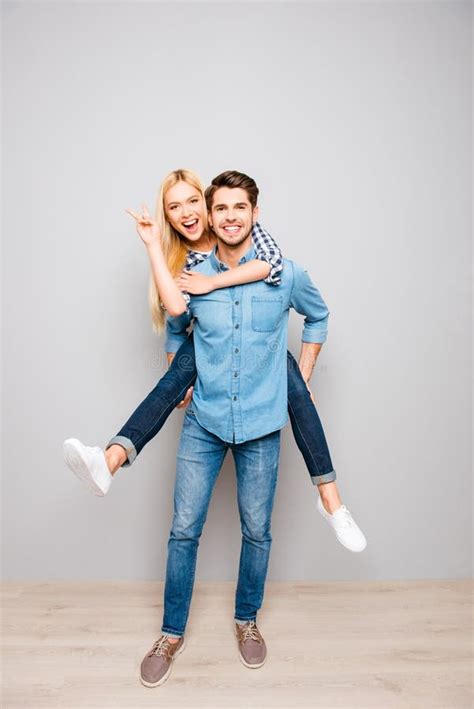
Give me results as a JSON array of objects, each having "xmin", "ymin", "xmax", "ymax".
[
  {"xmin": 165, "ymin": 310, "xmax": 193, "ymax": 353},
  {"xmin": 289, "ymin": 262, "xmax": 329, "ymax": 343}
]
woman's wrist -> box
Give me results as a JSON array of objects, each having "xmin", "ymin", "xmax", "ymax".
[{"xmin": 146, "ymin": 239, "xmax": 163, "ymax": 254}]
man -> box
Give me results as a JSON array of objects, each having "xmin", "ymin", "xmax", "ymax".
[{"xmin": 140, "ymin": 171, "xmax": 330, "ymax": 688}]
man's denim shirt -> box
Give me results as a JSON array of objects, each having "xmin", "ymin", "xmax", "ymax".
[{"xmin": 166, "ymin": 244, "xmax": 329, "ymax": 444}]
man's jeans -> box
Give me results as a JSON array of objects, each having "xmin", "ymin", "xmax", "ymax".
[
  {"xmin": 161, "ymin": 408, "xmax": 280, "ymax": 637},
  {"xmin": 107, "ymin": 335, "xmax": 336, "ymax": 486}
]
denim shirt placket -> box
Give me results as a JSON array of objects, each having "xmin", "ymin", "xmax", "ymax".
[{"xmin": 216, "ymin": 255, "xmax": 244, "ymax": 444}]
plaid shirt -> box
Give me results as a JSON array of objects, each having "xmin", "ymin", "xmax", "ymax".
[{"xmin": 179, "ymin": 222, "xmax": 283, "ymax": 308}]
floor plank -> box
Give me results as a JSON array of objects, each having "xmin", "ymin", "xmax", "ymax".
[{"xmin": 1, "ymin": 580, "xmax": 472, "ymax": 708}]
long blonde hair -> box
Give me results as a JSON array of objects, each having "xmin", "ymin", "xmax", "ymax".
[{"xmin": 149, "ymin": 169, "xmax": 208, "ymax": 331}]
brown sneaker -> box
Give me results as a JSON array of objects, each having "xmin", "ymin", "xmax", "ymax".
[
  {"xmin": 235, "ymin": 621, "xmax": 267, "ymax": 668},
  {"xmin": 140, "ymin": 635, "xmax": 186, "ymax": 687}
]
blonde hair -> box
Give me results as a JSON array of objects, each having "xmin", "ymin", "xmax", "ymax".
[{"xmin": 149, "ymin": 169, "xmax": 208, "ymax": 331}]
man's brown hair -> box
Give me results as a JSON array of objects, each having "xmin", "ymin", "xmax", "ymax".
[{"xmin": 205, "ymin": 170, "xmax": 259, "ymax": 210}]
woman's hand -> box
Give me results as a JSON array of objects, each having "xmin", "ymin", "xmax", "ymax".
[
  {"xmin": 125, "ymin": 204, "xmax": 161, "ymax": 247},
  {"xmin": 175, "ymin": 270, "xmax": 217, "ymax": 295}
]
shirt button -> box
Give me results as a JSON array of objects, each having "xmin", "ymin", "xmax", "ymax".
[
  {"xmin": 235, "ymin": 324, "xmax": 239, "ymax": 329},
  {"xmin": 234, "ymin": 372, "xmax": 238, "ymax": 377},
  {"xmin": 234, "ymin": 300, "xmax": 239, "ymax": 306},
  {"xmin": 234, "ymin": 348, "xmax": 239, "ymax": 354},
  {"xmin": 233, "ymin": 395, "xmax": 237, "ymax": 401}
]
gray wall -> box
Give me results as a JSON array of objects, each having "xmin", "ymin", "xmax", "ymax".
[{"xmin": 2, "ymin": 1, "xmax": 471, "ymax": 581}]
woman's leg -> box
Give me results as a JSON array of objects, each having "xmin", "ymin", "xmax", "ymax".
[
  {"xmin": 287, "ymin": 350, "xmax": 367, "ymax": 551},
  {"xmin": 105, "ymin": 333, "xmax": 197, "ymax": 471},
  {"xmin": 64, "ymin": 334, "xmax": 197, "ymax": 495},
  {"xmin": 286, "ymin": 350, "xmax": 342, "ymax": 512}
]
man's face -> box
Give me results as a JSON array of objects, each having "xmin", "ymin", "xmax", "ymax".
[{"xmin": 208, "ymin": 187, "xmax": 259, "ymax": 248}]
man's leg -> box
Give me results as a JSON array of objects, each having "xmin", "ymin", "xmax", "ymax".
[
  {"xmin": 232, "ymin": 429, "xmax": 280, "ymax": 623},
  {"xmin": 161, "ymin": 409, "xmax": 227, "ymax": 638}
]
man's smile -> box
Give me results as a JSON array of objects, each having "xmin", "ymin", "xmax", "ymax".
[{"xmin": 222, "ymin": 224, "xmax": 243, "ymax": 234}]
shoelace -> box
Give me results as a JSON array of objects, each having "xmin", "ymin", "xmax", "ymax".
[
  {"xmin": 335, "ymin": 505, "xmax": 354, "ymax": 529},
  {"xmin": 149, "ymin": 636, "xmax": 173, "ymax": 658},
  {"xmin": 239, "ymin": 621, "xmax": 262, "ymax": 643}
]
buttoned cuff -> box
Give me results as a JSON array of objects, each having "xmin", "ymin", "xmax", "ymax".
[{"xmin": 302, "ymin": 328, "xmax": 328, "ymax": 344}]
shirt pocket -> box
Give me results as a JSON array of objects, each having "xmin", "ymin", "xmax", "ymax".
[{"xmin": 251, "ymin": 296, "xmax": 283, "ymax": 332}]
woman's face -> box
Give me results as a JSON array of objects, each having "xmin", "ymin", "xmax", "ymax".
[{"xmin": 164, "ymin": 181, "xmax": 206, "ymax": 242}]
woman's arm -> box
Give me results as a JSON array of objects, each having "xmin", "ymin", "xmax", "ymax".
[
  {"xmin": 176, "ymin": 259, "xmax": 271, "ymax": 295},
  {"xmin": 147, "ymin": 242, "xmax": 188, "ymax": 316},
  {"xmin": 126, "ymin": 204, "xmax": 187, "ymax": 317}
]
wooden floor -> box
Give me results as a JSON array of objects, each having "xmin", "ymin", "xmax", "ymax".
[{"xmin": 1, "ymin": 580, "xmax": 472, "ymax": 708}]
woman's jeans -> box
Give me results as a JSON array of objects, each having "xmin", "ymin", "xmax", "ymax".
[
  {"xmin": 107, "ymin": 334, "xmax": 336, "ymax": 485},
  {"xmin": 162, "ymin": 408, "xmax": 280, "ymax": 637}
]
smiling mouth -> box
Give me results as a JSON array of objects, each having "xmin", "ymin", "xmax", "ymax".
[
  {"xmin": 182, "ymin": 218, "xmax": 199, "ymax": 232},
  {"xmin": 223, "ymin": 225, "xmax": 241, "ymax": 234}
]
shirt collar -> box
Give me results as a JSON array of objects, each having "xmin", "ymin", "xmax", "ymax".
[{"xmin": 210, "ymin": 242, "xmax": 256, "ymax": 273}]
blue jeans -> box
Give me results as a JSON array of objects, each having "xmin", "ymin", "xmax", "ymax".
[
  {"xmin": 107, "ymin": 334, "xmax": 336, "ymax": 485},
  {"xmin": 161, "ymin": 408, "xmax": 280, "ymax": 637}
]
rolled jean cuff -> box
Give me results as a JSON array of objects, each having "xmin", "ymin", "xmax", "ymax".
[
  {"xmin": 161, "ymin": 628, "xmax": 183, "ymax": 639},
  {"xmin": 310, "ymin": 470, "xmax": 337, "ymax": 485},
  {"xmin": 235, "ymin": 617, "xmax": 257, "ymax": 625},
  {"xmin": 105, "ymin": 436, "xmax": 137, "ymax": 467}
]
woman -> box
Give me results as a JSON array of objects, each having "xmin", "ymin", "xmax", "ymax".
[{"xmin": 64, "ymin": 169, "xmax": 366, "ymax": 553}]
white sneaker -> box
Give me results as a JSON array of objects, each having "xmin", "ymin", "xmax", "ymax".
[
  {"xmin": 63, "ymin": 438, "xmax": 113, "ymax": 496},
  {"xmin": 317, "ymin": 496, "xmax": 367, "ymax": 552}
]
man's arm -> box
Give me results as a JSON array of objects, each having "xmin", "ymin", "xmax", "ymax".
[
  {"xmin": 289, "ymin": 262, "xmax": 330, "ymax": 385},
  {"xmin": 298, "ymin": 342, "xmax": 323, "ymax": 383}
]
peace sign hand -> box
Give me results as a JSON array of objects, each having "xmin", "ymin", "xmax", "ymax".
[{"xmin": 125, "ymin": 204, "xmax": 162, "ymax": 247}]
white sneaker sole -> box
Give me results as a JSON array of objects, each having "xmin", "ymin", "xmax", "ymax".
[
  {"xmin": 63, "ymin": 438, "xmax": 106, "ymax": 496},
  {"xmin": 335, "ymin": 534, "xmax": 367, "ymax": 553},
  {"xmin": 139, "ymin": 639, "xmax": 186, "ymax": 688}
]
